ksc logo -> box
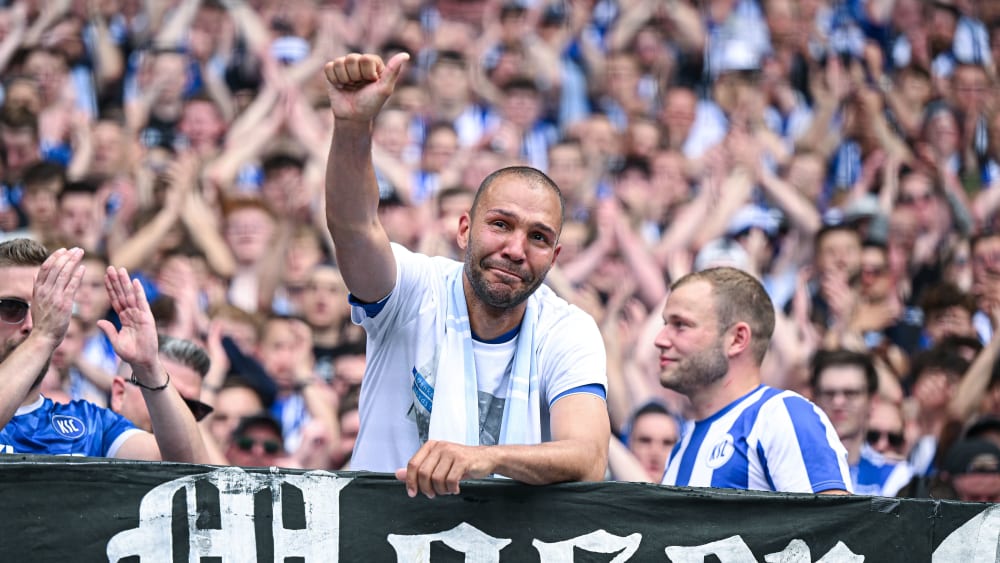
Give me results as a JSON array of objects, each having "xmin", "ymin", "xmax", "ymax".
[
  {"xmin": 705, "ymin": 433, "xmax": 735, "ymax": 469},
  {"xmin": 51, "ymin": 415, "xmax": 85, "ymax": 438}
]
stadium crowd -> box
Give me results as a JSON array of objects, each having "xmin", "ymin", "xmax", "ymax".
[{"xmin": 0, "ymin": 0, "xmax": 999, "ymax": 501}]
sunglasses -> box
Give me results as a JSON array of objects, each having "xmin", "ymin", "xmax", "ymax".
[
  {"xmin": 0, "ymin": 298, "xmax": 29, "ymax": 325},
  {"xmin": 182, "ymin": 397, "xmax": 214, "ymax": 422},
  {"xmin": 866, "ymin": 430, "xmax": 905, "ymax": 449},
  {"xmin": 125, "ymin": 379, "xmax": 213, "ymax": 421},
  {"xmin": 235, "ymin": 436, "xmax": 281, "ymax": 455}
]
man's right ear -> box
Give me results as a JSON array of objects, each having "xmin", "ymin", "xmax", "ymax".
[
  {"xmin": 456, "ymin": 213, "xmax": 471, "ymax": 251},
  {"xmin": 109, "ymin": 376, "xmax": 127, "ymax": 413}
]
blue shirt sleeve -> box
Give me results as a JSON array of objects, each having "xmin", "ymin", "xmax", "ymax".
[
  {"xmin": 549, "ymin": 383, "xmax": 607, "ymax": 407},
  {"xmin": 349, "ymin": 293, "xmax": 391, "ymax": 318}
]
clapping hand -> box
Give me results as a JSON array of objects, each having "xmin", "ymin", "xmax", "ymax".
[
  {"xmin": 97, "ymin": 267, "xmax": 159, "ymax": 375},
  {"xmin": 32, "ymin": 248, "xmax": 86, "ymax": 345}
]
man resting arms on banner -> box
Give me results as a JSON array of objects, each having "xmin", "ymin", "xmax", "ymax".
[{"xmin": 323, "ymin": 52, "xmax": 609, "ymax": 498}]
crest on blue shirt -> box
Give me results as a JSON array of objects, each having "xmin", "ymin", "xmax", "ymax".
[
  {"xmin": 51, "ymin": 415, "xmax": 85, "ymax": 439},
  {"xmin": 706, "ymin": 433, "xmax": 735, "ymax": 469}
]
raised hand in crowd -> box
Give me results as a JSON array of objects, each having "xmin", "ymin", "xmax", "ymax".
[
  {"xmin": 97, "ymin": 265, "xmax": 209, "ymax": 463},
  {"xmin": 0, "ymin": 248, "xmax": 84, "ymax": 428}
]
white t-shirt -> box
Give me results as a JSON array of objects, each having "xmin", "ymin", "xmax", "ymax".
[{"xmin": 350, "ymin": 244, "xmax": 607, "ymax": 473}]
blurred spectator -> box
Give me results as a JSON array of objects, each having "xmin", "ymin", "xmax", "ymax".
[
  {"xmin": 226, "ymin": 412, "xmax": 286, "ymax": 468},
  {"xmin": 811, "ymin": 349, "xmax": 913, "ymax": 496},
  {"xmin": 623, "ymin": 401, "xmax": 680, "ymax": 482},
  {"xmin": 111, "ymin": 335, "xmax": 214, "ymax": 434},
  {"xmin": 899, "ymin": 437, "xmax": 1000, "ymax": 501},
  {"xmin": 868, "ymin": 400, "xmax": 910, "ymax": 461},
  {"xmin": 906, "ymin": 346, "xmax": 971, "ymax": 476},
  {"xmin": 208, "ymin": 377, "xmax": 266, "ymax": 453},
  {"xmin": 258, "ymin": 315, "xmax": 337, "ymax": 457},
  {"xmin": 920, "ymin": 282, "xmax": 978, "ymax": 348}
]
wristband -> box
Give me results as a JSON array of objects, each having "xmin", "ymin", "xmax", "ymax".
[{"xmin": 131, "ymin": 371, "xmax": 170, "ymax": 391}]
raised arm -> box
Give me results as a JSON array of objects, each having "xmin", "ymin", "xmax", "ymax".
[
  {"xmin": 0, "ymin": 248, "xmax": 84, "ymax": 428},
  {"xmin": 98, "ymin": 267, "xmax": 208, "ymax": 464},
  {"xmin": 323, "ymin": 52, "xmax": 409, "ymax": 302}
]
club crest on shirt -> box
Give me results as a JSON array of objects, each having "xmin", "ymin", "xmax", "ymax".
[
  {"xmin": 705, "ymin": 433, "xmax": 735, "ymax": 469},
  {"xmin": 51, "ymin": 415, "xmax": 86, "ymax": 439}
]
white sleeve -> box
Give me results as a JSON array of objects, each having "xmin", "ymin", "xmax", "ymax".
[{"xmin": 756, "ymin": 395, "xmax": 852, "ymax": 493}]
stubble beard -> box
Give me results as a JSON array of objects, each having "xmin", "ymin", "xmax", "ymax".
[
  {"xmin": 660, "ymin": 340, "xmax": 730, "ymax": 396},
  {"xmin": 0, "ymin": 334, "xmax": 50, "ymax": 391},
  {"xmin": 464, "ymin": 246, "xmax": 544, "ymax": 310}
]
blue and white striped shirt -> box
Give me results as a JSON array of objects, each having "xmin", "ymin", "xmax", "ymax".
[
  {"xmin": 852, "ymin": 444, "xmax": 913, "ymax": 497},
  {"xmin": 661, "ymin": 385, "xmax": 851, "ymax": 493}
]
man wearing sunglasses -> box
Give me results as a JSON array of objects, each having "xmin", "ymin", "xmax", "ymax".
[
  {"xmin": 811, "ymin": 349, "xmax": 913, "ymax": 497},
  {"xmin": 109, "ymin": 335, "xmax": 218, "ymax": 447},
  {"xmin": 225, "ymin": 413, "xmax": 286, "ymax": 468},
  {"xmin": 0, "ymin": 239, "xmax": 208, "ymax": 463}
]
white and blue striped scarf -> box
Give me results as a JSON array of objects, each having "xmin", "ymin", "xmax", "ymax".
[{"xmin": 424, "ymin": 267, "xmax": 541, "ymax": 448}]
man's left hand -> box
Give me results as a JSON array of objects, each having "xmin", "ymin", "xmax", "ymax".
[
  {"xmin": 395, "ymin": 440, "xmax": 494, "ymax": 499},
  {"xmin": 97, "ymin": 267, "xmax": 159, "ymax": 375}
]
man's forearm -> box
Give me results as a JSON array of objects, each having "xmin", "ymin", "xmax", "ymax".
[
  {"xmin": 949, "ymin": 331, "xmax": 1000, "ymax": 422},
  {"xmin": 484, "ymin": 438, "xmax": 608, "ymax": 485},
  {"xmin": 136, "ymin": 363, "xmax": 210, "ymax": 464},
  {"xmin": 0, "ymin": 334, "xmax": 58, "ymax": 428},
  {"xmin": 326, "ymin": 119, "xmax": 380, "ymax": 233},
  {"xmin": 326, "ymin": 118, "xmax": 396, "ymax": 302}
]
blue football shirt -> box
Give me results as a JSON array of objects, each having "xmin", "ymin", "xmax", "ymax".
[{"xmin": 0, "ymin": 395, "xmax": 142, "ymax": 457}]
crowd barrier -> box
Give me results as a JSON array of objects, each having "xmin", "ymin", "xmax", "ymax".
[{"xmin": 0, "ymin": 455, "xmax": 996, "ymax": 561}]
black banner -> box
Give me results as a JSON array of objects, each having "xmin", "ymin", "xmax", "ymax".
[{"xmin": 0, "ymin": 455, "xmax": 996, "ymax": 561}]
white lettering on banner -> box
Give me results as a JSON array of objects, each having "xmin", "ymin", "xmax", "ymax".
[
  {"xmin": 388, "ymin": 522, "xmax": 512, "ymax": 562},
  {"xmin": 763, "ymin": 539, "xmax": 811, "ymax": 562},
  {"xmin": 103, "ymin": 468, "xmax": 1000, "ymax": 562},
  {"xmin": 815, "ymin": 542, "xmax": 865, "ymax": 562},
  {"xmin": 533, "ymin": 529, "xmax": 642, "ymax": 562},
  {"xmin": 667, "ymin": 537, "xmax": 864, "ymax": 563},
  {"xmin": 665, "ymin": 536, "xmax": 758, "ymax": 562},
  {"xmin": 932, "ymin": 504, "xmax": 1000, "ymax": 561},
  {"xmin": 106, "ymin": 467, "xmax": 352, "ymax": 563}
]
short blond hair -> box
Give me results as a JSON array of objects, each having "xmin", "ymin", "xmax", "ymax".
[
  {"xmin": 672, "ymin": 267, "xmax": 775, "ymax": 364},
  {"xmin": 0, "ymin": 238, "xmax": 48, "ymax": 268}
]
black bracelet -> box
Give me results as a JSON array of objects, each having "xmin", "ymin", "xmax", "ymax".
[{"xmin": 131, "ymin": 371, "xmax": 170, "ymax": 391}]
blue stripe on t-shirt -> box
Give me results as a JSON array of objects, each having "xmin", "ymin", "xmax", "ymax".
[
  {"xmin": 710, "ymin": 387, "xmax": 784, "ymax": 489},
  {"xmin": 473, "ymin": 325, "xmax": 520, "ymax": 344},
  {"xmin": 549, "ymin": 383, "xmax": 606, "ymax": 407},
  {"xmin": 854, "ymin": 453, "xmax": 901, "ymax": 495},
  {"xmin": 674, "ymin": 422, "xmax": 711, "ymax": 487},
  {"xmin": 784, "ymin": 395, "xmax": 846, "ymax": 492},
  {"xmin": 348, "ymin": 293, "xmax": 391, "ymax": 318},
  {"xmin": 757, "ymin": 442, "xmax": 776, "ymax": 491}
]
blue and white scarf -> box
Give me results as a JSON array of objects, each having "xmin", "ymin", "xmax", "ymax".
[{"xmin": 423, "ymin": 268, "xmax": 542, "ymax": 447}]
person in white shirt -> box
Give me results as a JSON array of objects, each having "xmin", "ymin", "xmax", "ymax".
[{"xmin": 323, "ymin": 52, "xmax": 610, "ymax": 499}]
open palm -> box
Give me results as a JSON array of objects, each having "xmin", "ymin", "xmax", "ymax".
[{"xmin": 96, "ymin": 267, "xmax": 158, "ymax": 370}]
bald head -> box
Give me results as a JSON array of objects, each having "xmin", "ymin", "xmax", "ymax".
[{"xmin": 471, "ymin": 166, "xmax": 565, "ymax": 237}]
